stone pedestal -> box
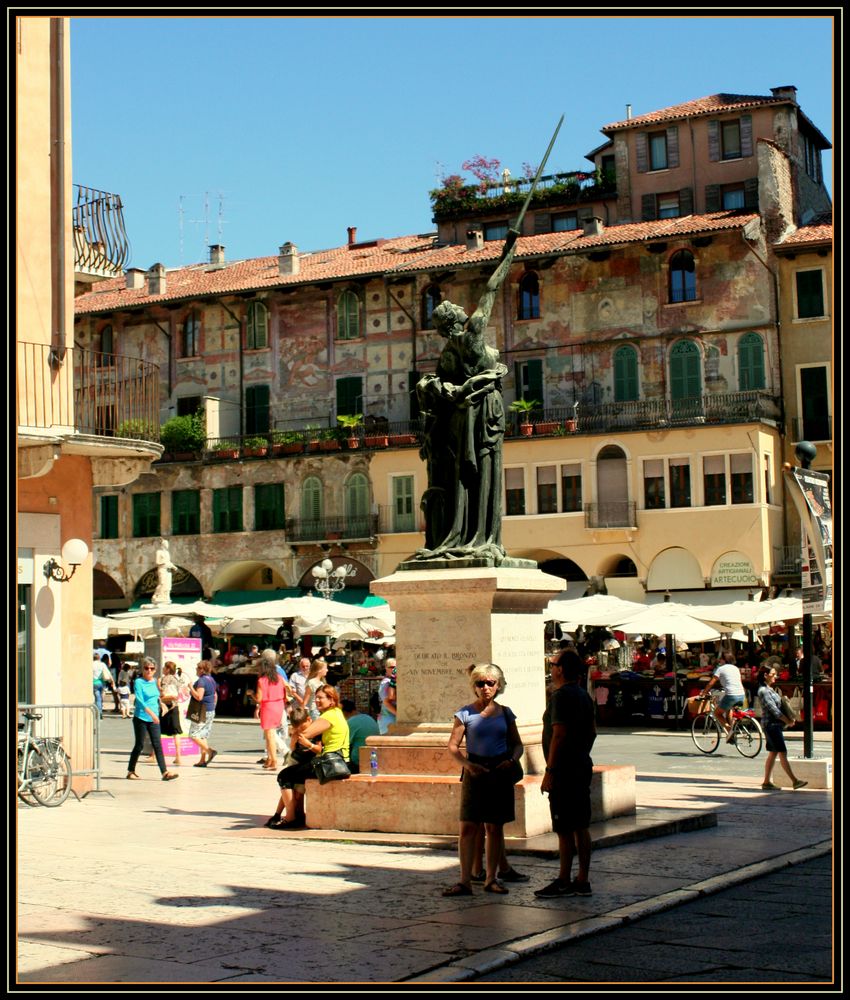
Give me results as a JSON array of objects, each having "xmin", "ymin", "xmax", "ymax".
[
  {"xmin": 306, "ymin": 567, "xmax": 587, "ymax": 835},
  {"xmin": 773, "ymin": 756, "xmax": 832, "ymax": 789}
]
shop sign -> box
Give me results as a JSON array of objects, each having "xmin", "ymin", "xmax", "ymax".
[{"xmin": 710, "ymin": 553, "xmax": 758, "ymax": 588}]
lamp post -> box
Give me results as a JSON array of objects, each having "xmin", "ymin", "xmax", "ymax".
[
  {"xmin": 794, "ymin": 441, "xmax": 817, "ymax": 760},
  {"xmin": 311, "ymin": 558, "xmax": 355, "ymax": 601}
]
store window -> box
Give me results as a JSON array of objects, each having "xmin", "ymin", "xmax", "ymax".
[
  {"xmin": 255, "ymin": 483, "xmax": 285, "ymax": 531},
  {"xmin": 132, "ymin": 492, "xmax": 161, "ymax": 537},
  {"xmin": 536, "ymin": 466, "xmax": 557, "ymax": 514},
  {"xmin": 172, "ymin": 490, "xmax": 201, "ymax": 535},
  {"xmin": 505, "ymin": 468, "xmax": 526, "ymax": 516},
  {"xmin": 212, "ymin": 487, "xmax": 243, "ymax": 533}
]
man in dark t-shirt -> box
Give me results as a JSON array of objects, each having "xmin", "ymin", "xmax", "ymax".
[{"xmin": 536, "ymin": 654, "xmax": 596, "ymax": 898}]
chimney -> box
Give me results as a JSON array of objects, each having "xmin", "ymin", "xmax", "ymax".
[
  {"xmin": 146, "ymin": 263, "xmax": 166, "ymax": 295},
  {"xmin": 347, "ymin": 226, "xmax": 358, "ymax": 246},
  {"xmin": 278, "ymin": 242, "xmax": 299, "ymax": 276},
  {"xmin": 209, "ymin": 244, "xmax": 225, "ymax": 265},
  {"xmin": 582, "ymin": 216, "xmax": 604, "ymax": 237},
  {"xmin": 626, "ymin": 104, "xmax": 633, "ymax": 120},
  {"xmin": 771, "ymin": 85, "xmax": 798, "ymax": 102},
  {"xmin": 125, "ymin": 268, "xmax": 145, "ymax": 290},
  {"xmin": 466, "ymin": 227, "xmax": 484, "ymax": 251}
]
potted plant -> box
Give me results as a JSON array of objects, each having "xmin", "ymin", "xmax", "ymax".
[
  {"xmin": 157, "ymin": 412, "xmax": 205, "ymax": 459},
  {"xmin": 271, "ymin": 430, "xmax": 304, "ymax": 455},
  {"xmin": 116, "ymin": 418, "xmax": 159, "ymax": 443},
  {"xmin": 210, "ymin": 438, "xmax": 240, "ymax": 460},
  {"xmin": 304, "ymin": 425, "xmax": 322, "ymax": 452},
  {"xmin": 364, "ymin": 426, "xmax": 389, "ymax": 448},
  {"xmin": 534, "ymin": 418, "xmax": 558, "ymax": 435},
  {"xmin": 317, "ymin": 428, "xmax": 341, "ymax": 451},
  {"xmin": 389, "ymin": 429, "xmax": 417, "ymax": 446},
  {"xmin": 564, "ymin": 418, "xmax": 577, "ymax": 433},
  {"xmin": 337, "ymin": 413, "xmax": 363, "ymax": 449},
  {"xmin": 509, "ymin": 398, "xmax": 539, "ymax": 437},
  {"xmin": 242, "ymin": 435, "xmax": 269, "ymax": 457}
]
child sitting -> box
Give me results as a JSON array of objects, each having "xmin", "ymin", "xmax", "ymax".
[{"xmin": 263, "ymin": 707, "xmax": 317, "ymax": 829}]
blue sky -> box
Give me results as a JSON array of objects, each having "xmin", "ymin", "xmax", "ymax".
[{"xmin": 69, "ymin": 14, "xmax": 835, "ymax": 270}]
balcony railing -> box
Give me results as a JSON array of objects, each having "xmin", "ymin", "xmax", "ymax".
[
  {"xmin": 73, "ymin": 184, "xmax": 130, "ymax": 276},
  {"xmin": 284, "ymin": 515, "xmax": 378, "ymax": 544},
  {"xmin": 18, "ymin": 341, "xmax": 159, "ymax": 441},
  {"xmin": 772, "ymin": 546, "xmax": 803, "ymax": 582},
  {"xmin": 376, "ymin": 504, "xmax": 424, "ymax": 534},
  {"xmin": 585, "ymin": 501, "xmax": 637, "ymax": 529},
  {"xmin": 507, "ymin": 391, "xmax": 782, "ymax": 438}
]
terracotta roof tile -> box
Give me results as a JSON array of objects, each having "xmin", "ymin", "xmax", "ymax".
[
  {"xmin": 74, "ymin": 213, "xmax": 757, "ymax": 316},
  {"xmin": 775, "ymin": 221, "xmax": 833, "ymax": 248},
  {"xmin": 603, "ymin": 93, "xmax": 787, "ymax": 132}
]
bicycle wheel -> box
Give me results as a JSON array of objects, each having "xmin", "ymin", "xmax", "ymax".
[
  {"xmin": 733, "ymin": 717, "xmax": 763, "ymax": 758},
  {"xmin": 28, "ymin": 743, "xmax": 73, "ymax": 806},
  {"xmin": 691, "ymin": 712, "xmax": 721, "ymax": 754}
]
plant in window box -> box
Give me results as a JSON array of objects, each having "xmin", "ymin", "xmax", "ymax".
[
  {"xmin": 337, "ymin": 413, "xmax": 364, "ymax": 449},
  {"xmin": 388, "ymin": 429, "xmax": 417, "ymax": 446},
  {"xmin": 317, "ymin": 428, "xmax": 341, "ymax": 451},
  {"xmin": 210, "ymin": 438, "xmax": 240, "ymax": 460},
  {"xmin": 534, "ymin": 418, "xmax": 558, "ymax": 435},
  {"xmin": 509, "ymin": 398, "xmax": 539, "ymax": 436},
  {"xmin": 157, "ymin": 413, "xmax": 205, "ymax": 458},
  {"xmin": 242, "ymin": 435, "xmax": 269, "ymax": 457},
  {"xmin": 271, "ymin": 430, "xmax": 304, "ymax": 455}
]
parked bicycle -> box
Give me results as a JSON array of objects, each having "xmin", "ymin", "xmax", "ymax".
[
  {"xmin": 17, "ymin": 711, "xmax": 73, "ymax": 806},
  {"xmin": 691, "ymin": 693, "xmax": 764, "ymax": 758}
]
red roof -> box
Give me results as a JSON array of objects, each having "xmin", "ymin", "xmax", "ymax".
[
  {"xmin": 603, "ymin": 93, "xmax": 789, "ymax": 132},
  {"xmin": 74, "ymin": 212, "xmax": 757, "ymax": 316},
  {"xmin": 775, "ymin": 221, "xmax": 833, "ymax": 249}
]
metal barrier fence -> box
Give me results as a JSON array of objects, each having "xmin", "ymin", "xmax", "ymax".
[{"xmin": 17, "ymin": 703, "xmax": 103, "ymax": 797}]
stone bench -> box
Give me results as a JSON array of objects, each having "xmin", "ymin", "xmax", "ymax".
[{"xmin": 304, "ymin": 764, "xmax": 636, "ymax": 838}]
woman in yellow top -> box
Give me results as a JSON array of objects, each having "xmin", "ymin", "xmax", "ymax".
[{"xmin": 270, "ymin": 684, "xmax": 349, "ymax": 830}]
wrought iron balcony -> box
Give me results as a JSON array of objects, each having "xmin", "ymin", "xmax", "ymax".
[
  {"xmin": 771, "ymin": 546, "xmax": 803, "ymax": 583},
  {"xmin": 584, "ymin": 501, "xmax": 637, "ymax": 529},
  {"xmin": 376, "ymin": 504, "xmax": 424, "ymax": 534},
  {"xmin": 284, "ymin": 515, "xmax": 379, "ymax": 544},
  {"xmin": 73, "ymin": 184, "xmax": 130, "ymax": 277},
  {"xmin": 17, "ymin": 341, "xmax": 159, "ymax": 440}
]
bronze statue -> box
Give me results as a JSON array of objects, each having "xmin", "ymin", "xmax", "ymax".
[{"xmin": 412, "ymin": 117, "xmax": 563, "ymax": 568}]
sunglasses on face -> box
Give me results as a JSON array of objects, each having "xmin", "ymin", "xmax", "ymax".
[{"xmin": 474, "ymin": 680, "xmax": 497, "ymax": 688}]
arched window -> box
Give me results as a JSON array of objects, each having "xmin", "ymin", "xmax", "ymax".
[
  {"xmin": 613, "ymin": 345, "xmax": 639, "ymax": 402},
  {"xmin": 301, "ymin": 476, "xmax": 323, "ymax": 539},
  {"xmin": 344, "ymin": 473, "xmax": 370, "ymax": 537},
  {"xmin": 669, "ymin": 250, "xmax": 697, "ymax": 303},
  {"xmin": 337, "ymin": 290, "xmax": 360, "ymax": 340},
  {"xmin": 738, "ymin": 332, "xmax": 765, "ymax": 390},
  {"xmin": 246, "ymin": 301, "xmax": 268, "ymax": 349},
  {"xmin": 518, "ymin": 272, "xmax": 540, "ymax": 320},
  {"xmin": 422, "ymin": 285, "xmax": 441, "ymax": 329}
]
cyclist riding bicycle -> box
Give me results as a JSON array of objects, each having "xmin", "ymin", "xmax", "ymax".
[{"xmin": 701, "ymin": 652, "xmax": 745, "ymax": 743}]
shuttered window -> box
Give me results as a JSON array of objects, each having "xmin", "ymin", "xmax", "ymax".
[
  {"xmin": 613, "ymin": 346, "xmax": 639, "ymax": 402},
  {"xmin": 536, "ymin": 466, "xmax": 557, "ymax": 514},
  {"xmin": 301, "ymin": 477, "xmax": 323, "ymax": 524},
  {"xmin": 182, "ymin": 311, "xmax": 200, "ymax": 357},
  {"xmin": 132, "ymin": 493, "xmax": 161, "ymax": 538},
  {"xmin": 255, "ymin": 484, "xmax": 284, "ymax": 531},
  {"xmin": 337, "ymin": 291, "xmax": 360, "ymax": 340},
  {"xmin": 247, "ymin": 301, "xmax": 268, "ymax": 349},
  {"xmin": 345, "ymin": 473, "xmax": 370, "ymax": 536},
  {"xmin": 172, "ymin": 490, "xmax": 200, "ymax": 535},
  {"xmin": 100, "ymin": 495, "xmax": 119, "ymax": 539},
  {"xmin": 245, "ymin": 385, "xmax": 270, "ymax": 434},
  {"xmin": 515, "ymin": 358, "xmax": 544, "ymax": 407},
  {"xmin": 392, "ymin": 476, "xmax": 415, "ymax": 532},
  {"xmin": 670, "ymin": 340, "xmax": 702, "ymax": 400},
  {"xmin": 738, "ymin": 333, "xmax": 766, "ymax": 390},
  {"xmin": 212, "ymin": 487, "xmax": 243, "ymax": 533}
]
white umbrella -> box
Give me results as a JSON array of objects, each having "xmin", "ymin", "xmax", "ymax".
[
  {"xmin": 109, "ymin": 600, "xmax": 228, "ymax": 620},
  {"xmin": 612, "ymin": 603, "xmax": 722, "ymax": 643},
  {"xmin": 215, "ymin": 618, "xmax": 280, "ymax": 636},
  {"xmin": 689, "ymin": 596, "xmax": 804, "ymax": 629},
  {"xmin": 104, "ymin": 614, "xmax": 195, "ymax": 638},
  {"xmin": 544, "ymin": 593, "xmax": 647, "ymax": 627}
]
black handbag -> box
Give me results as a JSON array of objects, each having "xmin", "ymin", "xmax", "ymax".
[
  {"xmin": 186, "ymin": 699, "xmax": 206, "ymax": 724},
  {"xmin": 311, "ymin": 751, "xmax": 351, "ymax": 784}
]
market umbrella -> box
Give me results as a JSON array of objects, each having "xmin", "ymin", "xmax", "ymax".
[
  {"xmin": 104, "ymin": 614, "xmax": 196, "ymax": 638},
  {"xmin": 612, "ymin": 603, "xmax": 722, "ymax": 643},
  {"xmin": 544, "ymin": 593, "xmax": 647, "ymax": 627},
  {"xmin": 109, "ymin": 600, "xmax": 228, "ymax": 620},
  {"xmin": 213, "ymin": 618, "xmax": 280, "ymax": 636}
]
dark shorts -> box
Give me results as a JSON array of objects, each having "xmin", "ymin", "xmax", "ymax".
[
  {"xmin": 459, "ymin": 755, "xmax": 516, "ymax": 826},
  {"xmin": 548, "ymin": 758, "xmax": 592, "ymax": 833},
  {"xmin": 277, "ymin": 760, "xmax": 313, "ymax": 789},
  {"xmin": 764, "ymin": 721, "xmax": 787, "ymax": 754}
]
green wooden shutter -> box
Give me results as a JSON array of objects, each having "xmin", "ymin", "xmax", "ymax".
[
  {"xmin": 337, "ymin": 291, "xmax": 359, "ymax": 340},
  {"xmin": 255, "ymin": 483, "xmax": 284, "ymax": 531},
  {"xmin": 245, "ymin": 385, "xmax": 270, "ymax": 435},
  {"xmin": 392, "ymin": 476, "xmax": 415, "ymax": 532},
  {"xmin": 172, "ymin": 490, "xmax": 200, "ymax": 535},
  {"xmin": 345, "ymin": 473, "xmax": 370, "ymax": 535},
  {"xmin": 101, "ymin": 495, "xmax": 119, "ymax": 539},
  {"xmin": 738, "ymin": 333, "xmax": 765, "ymax": 391},
  {"xmin": 133, "ymin": 493, "xmax": 160, "ymax": 537},
  {"xmin": 670, "ymin": 341, "xmax": 701, "ymax": 402},
  {"xmin": 301, "ymin": 477, "xmax": 323, "ymax": 524},
  {"xmin": 524, "ymin": 359, "xmax": 544, "ymax": 406},
  {"xmin": 614, "ymin": 346, "xmax": 639, "ymax": 402}
]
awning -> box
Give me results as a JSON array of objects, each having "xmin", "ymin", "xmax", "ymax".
[{"xmin": 210, "ymin": 588, "xmax": 302, "ymax": 606}]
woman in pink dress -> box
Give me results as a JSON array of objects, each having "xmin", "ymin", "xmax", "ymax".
[{"xmin": 253, "ymin": 650, "xmax": 289, "ymax": 770}]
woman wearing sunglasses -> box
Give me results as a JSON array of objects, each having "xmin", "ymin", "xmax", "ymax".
[
  {"xmin": 442, "ymin": 663, "xmax": 523, "ymax": 897},
  {"xmin": 126, "ymin": 658, "xmax": 179, "ymax": 782}
]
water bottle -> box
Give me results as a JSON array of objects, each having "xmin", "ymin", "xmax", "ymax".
[{"xmin": 369, "ymin": 749, "xmax": 379, "ymax": 778}]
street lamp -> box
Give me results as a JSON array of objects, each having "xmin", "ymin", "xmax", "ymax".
[
  {"xmin": 43, "ymin": 538, "xmax": 89, "ymax": 583},
  {"xmin": 311, "ymin": 558, "xmax": 355, "ymax": 600}
]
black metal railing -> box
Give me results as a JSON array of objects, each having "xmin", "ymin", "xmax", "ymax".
[
  {"xmin": 772, "ymin": 546, "xmax": 803, "ymax": 581},
  {"xmin": 284, "ymin": 515, "xmax": 379, "ymax": 543},
  {"xmin": 73, "ymin": 184, "xmax": 130, "ymax": 275},
  {"xmin": 18, "ymin": 342, "xmax": 160, "ymax": 441},
  {"xmin": 585, "ymin": 501, "xmax": 637, "ymax": 529},
  {"xmin": 376, "ymin": 504, "xmax": 423, "ymax": 534}
]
